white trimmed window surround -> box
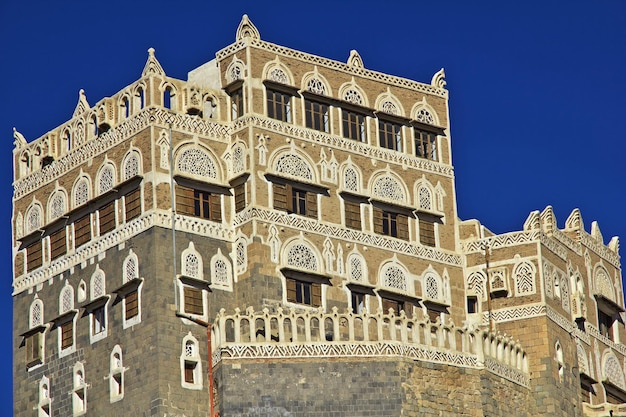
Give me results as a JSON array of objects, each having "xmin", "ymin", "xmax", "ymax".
[
  {"xmin": 122, "ymin": 250, "xmax": 142, "ymax": 328},
  {"xmin": 180, "ymin": 333, "xmax": 203, "ymax": 390},
  {"xmin": 108, "ymin": 345, "xmax": 125, "ymax": 402},
  {"xmin": 72, "ymin": 362, "xmax": 87, "ymax": 416},
  {"xmin": 38, "ymin": 375, "xmax": 51, "ymax": 417}
]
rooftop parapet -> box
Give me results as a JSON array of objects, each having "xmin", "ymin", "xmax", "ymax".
[{"xmin": 210, "ymin": 306, "xmax": 529, "ymax": 387}]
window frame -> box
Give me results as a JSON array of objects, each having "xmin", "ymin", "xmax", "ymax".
[
  {"xmin": 225, "ymin": 80, "xmax": 244, "ymax": 120},
  {"xmin": 268, "ymin": 174, "xmax": 329, "ymax": 220},
  {"xmin": 378, "ymin": 119, "xmax": 403, "ymax": 152},
  {"xmin": 305, "ymin": 98, "xmax": 330, "ymax": 132},
  {"xmin": 281, "ymin": 267, "xmax": 331, "ymax": 309},
  {"xmin": 342, "ymin": 109, "xmax": 367, "ymax": 142}
]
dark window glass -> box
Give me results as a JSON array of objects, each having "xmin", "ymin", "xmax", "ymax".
[
  {"xmin": 351, "ymin": 292, "xmax": 366, "ymax": 314},
  {"xmin": 467, "ymin": 296, "xmax": 478, "ymax": 314},
  {"xmin": 305, "ymin": 100, "xmax": 329, "ymax": 132},
  {"xmin": 599, "ymin": 310, "xmax": 613, "ymax": 340},
  {"xmin": 382, "ymin": 298, "xmax": 405, "ymax": 314},
  {"xmin": 415, "ymin": 129, "xmax": 437, "ymax": 161},
  {"xmin": 176, "ymin": 186, "xmax": 221, "ymax": 222},
  {"xmin": 92, "ymin": 306, "xmax": 106, "ymax": 335},
  {"xmin": 286, "ymin": 278, "xmax": 321, "ymax": 306},
  {"xmin": 267, "ymin": 89, "xmax": 291, "ymax": 122},
  {"xmin": 342, "ymin": 110, "xmax": 366, "ymax": 142},
  {"xmin": 379, "ymin": 120, "xmax": 402, "ymax": 151},
  {"xmin": 231, "ymin": 88, "xmax": 244, "ymax": 119}
]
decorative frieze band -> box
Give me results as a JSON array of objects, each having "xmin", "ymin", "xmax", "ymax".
[
  {"xmin": 586, "ymin": 322, "xmax": 626, "ymax": 357},
  {"xmin": 539, "ymin": 233, "xmax": 568, "ymax": 261},
  {"xmin": 13, "ymin": 210, "xmax": 234, "ymax": 294},
  {"xmin": 239, "ymin": 115, "xmax": 454, "ymax": 177},
  {"xmin": 484, "ymin": 357, "xmax": 530, "ymax": 387},
  {"xmin": 234, "ymin": 207, "xmax": 462, "ymax": 266},
  {"xmin": 481, "ymin": 303, "xmax": 545, "ymax": 325},
  {"xmin": 581, "ymin": 232, "xmax": 620, "ymax": 268},
  {"xmin": 551, "ymin": 229, "xmax": 582, "ymax": 256},
  {"xmin": 463, "ymin": 231, "xmax": 539, "ymax": 254},
  {"xmin": 216, "ymin": 38, "xmax": 448, "ymax": 98}
]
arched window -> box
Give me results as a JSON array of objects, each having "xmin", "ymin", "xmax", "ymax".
[
  {"xmin": 48, "ymin": 191, "xmax": 67, "ymax": 222},
  {"xmin": 235, "ymin": 237, "xmax": 247, "ymax": 274},
  {"xmin": 58, "ymin": 283, "xmax": 76, "ymax": 355},
  {"xmin": 134, "ymin": 87, "xmax": 145, "ymax": 111},
  {"xmin": 123, "ymin": 152, "xmax": 140, "ymax": 181},
  {"xmin": 72, "ymin": 362, "xmax": 87, "ymax": 415},
  {"xmin": 211, "ymin": 250, "xmax": 232, "ymax": 291},
  {"xmin": 306, "ymin": 77, "xmax": 326, "ymax": 95},
  {"xmin": 180, "ymin": 333, "xmax": 203, "ymax": 389},
  {"xmin": 163, "ymin": 86, "xmax": 175, "ymax": 110},
  {"xmin": 425, "ymin": 273, "xmax": 441, "ymax": 301},
  {"xmin": 109, "ymin": 346, "xmax": 125, "ymax": 402},
  {"xmin": 555, "ymin": 341, "xmax": 564, "ymax": 382},
  {"xmin": 30, "ymin": 298, "xmax": 44, "ymax": 329},
  {"xmin": 348, "ymin": 253, "xmax": 365, "ymax": 283},
  {"xmin": 73, "ymin": 177, "xmax": 90, "ymax": 208},
  {"xmin": 38, "ymin": 376, "xmax": 51, "ymax": 417},
  {"xmin": 88, "ymin": 268, "xmax": 108, "ymax": 341},
  {"xmin": 26, "ymin": 204, "xmax": 42, "ymax": 235},
  {"xmin": 381, "ymin": 263, "xmax": 407, "ymax": 292},
  {"xmin": 344, "ymin": 89, "xmax": 363, "ymax": 105},
  {"xmin": 513, "ymin": 261, "xmax": 536, "ymax": 296},
  {"xmin": 182, "ymin": 244, "xmax": 203, "ymax": 280},
  {"xmin": 97, "ymin": 164, "xmax": 115, "ymax": 195},
  {"xmin": 343, "ymin": 167, "xmax": 359, "ymax": 192},
  {"xmin": 286, "ymin": 243, "xmax": 318, "ymax": 272},
  {"xmin": 418, "ymin": 185, "xmax": 432, "ymax": 211},
  {"xmin": 121, "ymin": 96, "xmax": 130, "ymax": 119}
]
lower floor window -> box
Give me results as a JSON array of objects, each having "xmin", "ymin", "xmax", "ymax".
[
  {"xmin": 351, "ymin": 292, "xmax": 366, "ymax": 314},
  {"xmin": 61, "ymin": 321, "xmax": 74, "ymax": 350},
  {"xmin": 286, "ymin": 278, "xmax": 321, "ymax": 307},
  {"xmin": 467, "ymin": 296, "xmax": 478, "ymax": 314},
  {"xmin": 183, "ymin": 287, "xmax": 204, "ymax": 315},
  {"xmin": 25, "ymin": 333, "xmax": 43, "ymax": 367},
  {"xmin": 92, "ymin": 306, "xmax": 106, "ymax": 335},
  {"xmin": 419, "ymin": 219, "xmax": 436, "ymax": 246}
]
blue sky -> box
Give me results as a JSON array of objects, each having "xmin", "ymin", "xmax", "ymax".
[{"xmin": 1, "ymin": 0, "xmax": 625, "ymax": 412}]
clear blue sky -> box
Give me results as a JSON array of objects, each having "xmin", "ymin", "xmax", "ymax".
[{"xmin": 1, "ymin": 0, "xmax": 625, "ymax": 412}]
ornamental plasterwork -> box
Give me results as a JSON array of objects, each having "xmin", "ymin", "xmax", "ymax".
[
  {"xmin": 90, "ymin": 267, "xmax": 106, "ymax": 300},
  {"xmin": 285, "ymin": 242, "xmax": 319, "ymax": 272},
  {"xmin": 372, "ymin": 175, "xmax": 406, "ymax": 203},
  {"xmin": 466, "ymin": 271, "xmax": 486, "ymax": 301},
  {"xmin": 415, "ymin": 108, "xmax": 434, "ymax": 124},
  {"xmin": 268, "ymin": 67, "xmax": 288, "ymax": 84},
  {"xmin": 226, "ymin": 60, "xmax": 244, "ymax": 84},
  {"xmin": 603, "ymin": 352, "xmax": 626, "ymax": 391},
  {"xmin": 594, "ymin": 265, "xmax": 615, "ymax": 301},
  {"xmin": 123, "ymin": 151, "xmax": 140, "ymax": 180},
  {"xmin": 513, "ymin": 261, "xmax": 536, "ymax": 296},
  {"xmin": 306, "ymin": 77, "xmax": 326, "ymax": 95},
  {"xmin": 14, "ymin": 210, "xmax": 234, "ymax": 294},
  {"xmin": 123, "ymin": 250, "xmax": 139, "ymax": 284},
  {"xmin": 97, "ymin": 163, "xmax": 115, "ymax": 195},
  {"xmin": 73, "ymin": 177, "xmax": 90, "ymax": 208},
  {"xmin": 462, "ymin": 230, "xmax": 540, "ymax": 253},
  {"xmin": 234, "ymin": 207, "xmax": 462, "ymax": 266},
  {"xmin": 489, "ymin": 267, "xmax": 508, "ymax": 293},
  {"xmin": 60, "ymin": 282, "xmax": 74, "ymax": 314},
  {"xmin": 26, "ymin": 203, "xmax": 42, "ymax": 234},
  {"xmin": 581, "ymin": 231, "xmax": 620, "ymax": 268},
  {"xmin": 235, "ymin": 14, "xmax": 260, "ymax": 41},
  {"xmin": 157, "ymin": 131, "xmax": 170, "ymax": 169},
  {"xmin": 381, "ymin": 262, "xmax": 408, "ymax": 292},
  {"xmin": 217, "ymin": 38, "xmax": 448, "ymax": 98},
  {"xmin": 29, "ymin": 297, "xmax": 44, "ymax": 328},
  {"xmin": 347, "ymin": 251, "xmax": 366, "ymax": 283},
  {"xmin": 417, "ymin": 185, "xmax": 433, "ymax": 211},
  {"xmin": 381, "ymin": 101, "xmax": 399, "ymax": 115},
  {"xmin": 481, "ymin": 303, "xmax": 546, "ymax": 325},
  {"xmin": 181, "ymin": 242, "xmax": 203, "ymax": 280},
  {"xmin": 577, "ymin": 342, "xmax": 590, "ymax": 376},
  {"xmin": 234, "ymin": 236, "xmax": 248, "ymax": 274},
  {"xmin": 14, "ymin": 212, "xmax": 23, "ymax": 239},
  {"xmin": 343, "ymin": 89, "xmax": 363, "ymax": 105},
  {"xmin": 336, "ymin": 244, "xmax": 344, "ymax": 275},
  {"xmin": 322, "ymin": 238, "xmax": 335, "ymax": 274},
  {"xmin": 211, "ymin": 249, "xmax": 232, "ymax": 291},
  {"xmin": 560, "ymin": 273, "xmax": 570, "ymax": 312},
  {"xmin": 232, "ymin": 144, "xmax": 245, "ymax": 174},
  {"xmin": 274, "ymin": 153, "xmax": 313, "ymax": 181},
  {"xmin": 48, "ymin": 190, "xmax": 67, "ymax": 222},
  {"xmin": 177, "ymin": 147, "xmax": 218, "ymax": 180}
]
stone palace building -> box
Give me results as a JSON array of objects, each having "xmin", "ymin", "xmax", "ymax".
[{"xmin": 12, "ymin": 15, "xmax": 626, "ymax": 417}]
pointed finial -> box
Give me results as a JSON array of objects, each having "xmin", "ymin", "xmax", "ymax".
[
  {"xmin": 73, "ymin": 89, "xmax": 90, "ymax": 117},
  {"xmin": 142, "ymin": 47, "xmax": 165, "ymax": 77},
  {"xmin": 431, "ymin": 68, "xmax": 446, "ymax": 89},
  {"xmin": 13, "ymin": 127, "xmax": 26, "ymax": 148},
  {"xmin": 347, "ymin": 50, "xmax": 363, "ymax": 68},
  {"xmin": 236, "ymin": 14, "xmax": 260, "ymax": 41}
]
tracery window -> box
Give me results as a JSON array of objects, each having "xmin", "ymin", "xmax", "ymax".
[
  {"xmin": 26, "ymin": 205, "xmax": 42, "ymax": 234},
  {"xmin": 381, "ymin": 264, "xmax": 407, "ymax": 292},
  {"xmin": 49, "ymin": 192, "xmax": 66, "ymax": 221},
  {"xmin": 275, "ymin": 154, "xmax": 313, "ymax": 180},
  {"xmin": 513, "ymin": 261, "xmax": 535, "ymax": 295},
  {"xmin": 343, "ymin": 167, "xmax": 359, "ymax": 192},
  {"xmin": 415, "ymin": 108, "xmax": 434, "ymax": 124},
  {"xmin": 38, "ymin": 376, "xmax": 51, "ymax": 417},
  {"xmin": 372, "ymin": 176, "xmax": 406, "ymax": 203},
  {"xmin": 211, "ymin": 250, "xmax": 232, "ymax": 291},
  {"xmin": 268, "ymin": 68, "xmax": 288, "ymax": 84},
  {"xmin": 177, "ymin": 148, "xmax": 217, "ymax": 179},
  {"xmin": 286, "ymin": 243, "xmax": 318, "ymax": 272},
  {"xmin": 123, "ymin": 152, "xmax": 140, "ymax": 180},
  {"xmin": 344, "ymin": 89, "xmax": 363, "ymax": 105},
  {"xmin": 97, "ymin": 165, "xmax": 115, "ymax": 195},
  {"xmin": 306, "ymin": 78, "xmax": 326, "ymax": 95},
  {"xmin": 348, "ymin": 254, "xmax": 365, "ymax": 283},
  {"xmin": 381, "ymin": 101, "xmax": 398, "ymax": 115},
  {"xmin": 74, "ymin": 178, "xmax": 90, "ymax": 208},
  {"xmin": 418, "ymin": 186, "xmax": 432, "ymax": 211},
  {"xmin": 266, "ymin": 88, "xmax": 291, "ymax": 122}
]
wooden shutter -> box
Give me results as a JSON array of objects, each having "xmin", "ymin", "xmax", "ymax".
[
  {"xmin": 396, "ymin": 214, "xmax": 409, "ymax": 241},
  {"xmin": 209, "ymin": 193, "xmax": 222, "ymax": 222},
  {"xmin": 419, "ymin": 219, "xmax": 436, "ymax": 247},
  {"xmin": 344, "ymin": 200, "xmax": 361, "ymax": 230},
  {"xmin": 184, "ymin": 287, "xmax": 203, "ymax": 315},
  {"xmin": 125, "ymin": 290, "xmax": 139, "ymax": 319},
  {"xmin": 26, "ymin": 240, "xmax": 43, "ymax": 272},
  {"xmin": 176, "ymin": 185, "xmax": 196, "ymax": 216},
  {"xmin": 99, "ymin": 201, "xmax": 116, "ymax": 235},
  {"xmin": 61, "ymin": 321, "xmax": 73, "ymax": 349},
  {"xmin": 74, "ymin": 215, "xmax": 91, "ymax": 248},
  {"xmin": 50, "ymin": 227, "xmax": 67, "ymax": 261},
  {"xmin": 305, "ymin": 192, "xmax": 317, "ymax": 219},
  {"xmin": 311, "ymin": 282, "xmax": 322, "ymax": 307},
  {"xmin": 26, "ymin": 333, "xmax": 42, "ymax": 366},
  {"xmin": 273, "ymin": 183, "xmax": 288, "ymax": 211},
  {"xmin": 286, "ymin": 278, "xmax": 297, "ymax": 303},
  {"xmin": 373, "ymin": 207, "xmax": 384, "ymax": 234},
  {"xmin": 234, "ymin": 183, "xmax": 246, "ymax": 213},
  {"xmin": 184, "ymin": 362, "xmax": 195, "ymax": 383},
  {"xmin": 124, "ymin": 188, "xmax": 141, "ymax": 220}
]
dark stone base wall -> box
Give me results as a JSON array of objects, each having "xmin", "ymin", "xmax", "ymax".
[{"xmin": 215, "ymin": 357, "xmax": 532, "ymax": 417}]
